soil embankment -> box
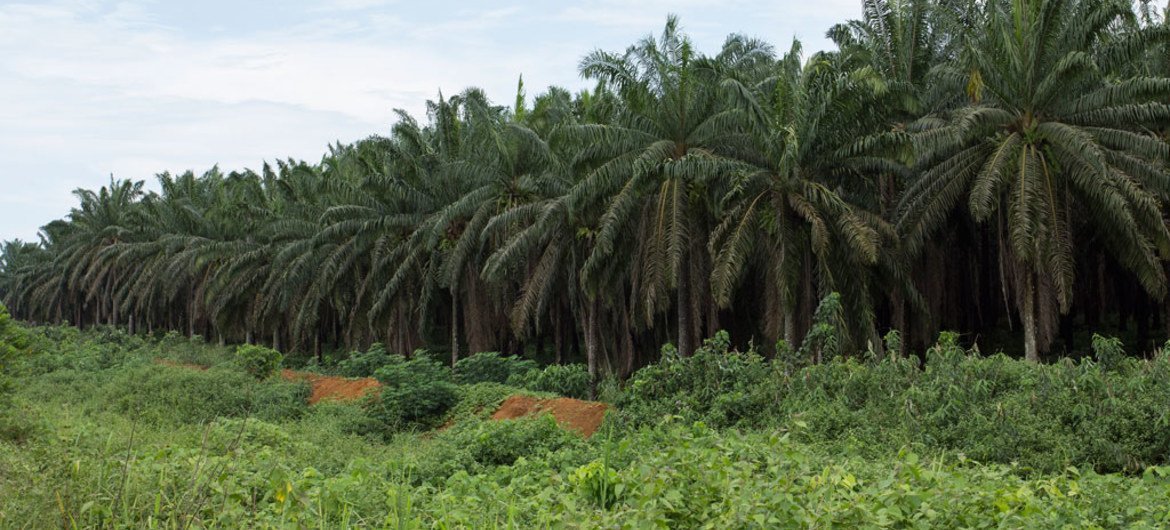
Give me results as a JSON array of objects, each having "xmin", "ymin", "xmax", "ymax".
[
  {"xmin": 280, "ymin": 369, "xmax": 381, "ymax": 405},
  {"xmin": 491, "ymin": 395, "xmax": 609, "ymax": 437}
]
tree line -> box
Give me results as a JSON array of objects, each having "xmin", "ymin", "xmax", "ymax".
[{"xmin": 4, "ymin": 0, "xmax": 1170, "ymax": 378}]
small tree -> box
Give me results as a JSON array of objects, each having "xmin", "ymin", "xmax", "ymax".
[{"xmin": 236, "ymin": 344, "xmax": 282, "ymax": 380}]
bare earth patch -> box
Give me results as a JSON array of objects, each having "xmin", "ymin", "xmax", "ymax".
[
  {"xmin": 280, "ymin": 369, "xmax": 381, "ymax": 405},
  {"xmin": 490, "ymin": 395, "xmax": 609, "ymax": 437}
]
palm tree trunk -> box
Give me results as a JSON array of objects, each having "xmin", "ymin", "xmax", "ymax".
[
  {"xmin": 554, "ymin": 304, "xmax": 564, "ymax": 365},
  {"xmin": 621, "ymin": 297, "xmax": 636, "ymax": 378},
  {"xmin": 891, "ymin": 290, "xmax": 905, "ymax": 358},
  {"xmin": 450, "ymin": 288, "xmax": 460, "ymax": 367},
  {"xmin": 584, "ymin": 297, "xmax": 599, "ymax": 398},
  {"xmin": 783, "ymin": 312, "xmax": 796, "ymax": 347},
  {"xmin": 677, "ymin": 258, "xmax": 694, "ymax": 357},
  {"xmin": 1023, "ymin": 271, "xmax": 1040, "ymax": 362}
]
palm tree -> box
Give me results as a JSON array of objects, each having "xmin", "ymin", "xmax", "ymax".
[
  {"xmin": 712, "ymin": 41, "xmax": 893, "ymax": 355},
  {"xmin": 571, "ymin": 15, "xmax": 745, "ymax": 357},
  {"xmin": 899, "ymin": 0, "xmax": 1170, "ymax": 360}
]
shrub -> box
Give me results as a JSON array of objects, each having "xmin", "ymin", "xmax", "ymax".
[
  {"xmin": 236, "ymin": 344, "xmax": 283, "ymax": 379},
  {"xmin": 798, "ymin": 293, "xmax": 843, "ymax": 363},
  {"xmin": 453, "ymin": 351, "xmax": 537, "ymax": 385},
  {"xmin": 155, "ymin": 330, "xmax": 235, "ymax": 367},
  {"xmin": 776, "ymin": 335, "xmax": 1170, "ymax": 474},
  {"xmin": 439, "ymin": 414, "xmax": 581, "ymax": 467},
  {"xmin": 370, "ymin": 352, "xmax": 459, "ymax": 431},
  {"xmin": 507, "ymin": 363, "xmax": 591, "ymax": 399},
  {"xmin": 336, "ymin": 343, "xmax": 395, "ymax": 378},
  {"xmin": 98, "ymin": 365, "xmax": 309, "ymax": 424},
  {"xmin": 13, "ymin": 326, "xmax": 151, "ymax": 375},
  {"xmin": 207, "ymin": 417, "xmax": 296, "ymax": 454},
  {"xmin": 451, "ymin": 382, "xmax": 525, "ymax": 420},
  {"xmin": 571, "ymin": 460, "xmax": 625, "ymax": 509},
  {"xmin": 618, "ymin": 331, "xmax": 775, "ymax": 428}
]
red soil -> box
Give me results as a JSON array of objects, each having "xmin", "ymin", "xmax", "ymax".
[
  {"xmin": 154, "ymin": 359, "xmax": 380, "ymax": 405},
  {"xmin": 279, "ymin": 369, "xmax": 381, "ymax": 405},
  {"xmin": 490, "ymin": 395, "xmax": 609, "ymax": 437},
  {"xmin": 154, "ymin": 359, "xmax": 608, "ymax": 434}
]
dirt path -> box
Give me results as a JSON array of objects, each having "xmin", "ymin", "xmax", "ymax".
[{"xmin": 491, "ymin": 395, "xmax": 609, "ymax": 437}]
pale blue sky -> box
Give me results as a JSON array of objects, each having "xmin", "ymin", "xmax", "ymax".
[{"xmin": 0, "ymin": 0, "xmax": 860, "ymax": 241}]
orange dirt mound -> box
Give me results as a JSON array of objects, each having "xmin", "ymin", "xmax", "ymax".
[
  {"xmin": 490, "ymin": 395, "xmax": 609, "ymax": 437},
  {"xmin": 280, "ymin": 369, "xmax": 381, "ymax": 405}
]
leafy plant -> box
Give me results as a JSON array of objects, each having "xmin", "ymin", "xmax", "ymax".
[
  {"xmin": 618, "ymin": 332, "xmax": 774, "ymax": 428},
  {"xmin": 370, "ymin": 352, "xmax": 459, "ymax": 431},
  {"xmin": 453, "ymin": 351, "xmax": 536, "ymax": 385},
  {"xmin": 571, "ymin": 460, "xmax": 625, "ymax": 509},
  {"xmin": 236, "ymin": 344, "xmax": 283, "ymax": 380},
  {"xmin": 507, "ymin": 363, "xmax": 591, "ymax": 399},
  {"xmin": 336, "ymin": 343, "xmax": 395, "ymax": 378},
  {"xmin": 798, "ymin": 293, "xmax": 843, "ymax": 363},
  {"xmin": 1091, "ymin": 334, "xmax": 1125, "ymax": 371}
]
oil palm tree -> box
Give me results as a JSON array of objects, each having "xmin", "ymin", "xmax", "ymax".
[
  {"xmin": 570, "ymin": 15, "xmax": 745, "ymax": 356},
  {"xmin": 899, "ymin": 0, "xmax": 1170, "ymax": 360},
  {"xmin": 712, "ymin": 41, "xmax": 893, "ymax": 354}
]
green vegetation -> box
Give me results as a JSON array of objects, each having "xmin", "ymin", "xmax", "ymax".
[
  {"xmin": 0, "ymin": 303, "xmax": 26, "ymax": 397},
  {"xmin": 6, "ymin": 0, "xmax": 1170, "ymax": 526},
  {"xmin": 3, "ymin": 326, "xmax": 1170, "ymax": 528},
  {"xmin": 236, "ymin": 344, "xmax": 283, "ymax": 380}
]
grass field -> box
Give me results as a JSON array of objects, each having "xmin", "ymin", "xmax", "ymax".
[{"xmin": 2, "ymin": 326, "xmax": 1170, "ymax": 528}]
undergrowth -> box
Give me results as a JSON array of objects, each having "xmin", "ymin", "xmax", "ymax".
[{"xmin": 3, "ymin": 324, "xmax": 1170, "ymax": 527}]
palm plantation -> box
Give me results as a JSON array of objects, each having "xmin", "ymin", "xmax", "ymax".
[{"xmin": 5, "ymin": 0, "xmax": 1170, "ymax": 381}]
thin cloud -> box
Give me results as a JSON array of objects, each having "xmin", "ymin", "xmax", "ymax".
[{"xmin": 0, "ymin": 0, "xmax": 859, "ymax": 241}]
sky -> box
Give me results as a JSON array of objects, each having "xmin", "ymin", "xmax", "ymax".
[{"xmin": 0, "ymin": 0, "xmax": 861, "ymax": 242}]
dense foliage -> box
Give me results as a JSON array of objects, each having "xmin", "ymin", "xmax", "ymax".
[
  {"xmin": 0, "ymin": 303, "xmax": 25, "ymax": 398},
  {"xmin": 6, "ymin": 0, "xmax": 1170, "ymax": 380},
  {"xmin": 619, "ymin": 333, "xmax": 1170, "ymax": 474},
  {"xmin": 4, "ymin": 327, "xmax": 1170, "ymax": 527}
]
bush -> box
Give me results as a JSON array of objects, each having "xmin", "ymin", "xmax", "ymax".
[
  {"xmin": 616, "ymin": 330, "xmax": 1170, "ymax": 474},
  {"xmin": 370, "ymin": 352, "xmax": 459, "ymax": 431},
  {"xmin": 450, "ymin": 382, "xmax": 526, "ymax": 420},
  {"xmin": 453, "ymin": 351, "xmax": 537, "ymax": 385},
  {"xmin": 336, "ymin": 343, "xmax": 395, "ymax": 377},
  {"xmin": 438, "ymin": 414, "xmax": 582, "ymax": 467},
  {"xmin": 618, "ymin": 331, "xmax": 775, "ymax": 428},
  {"xmin": 157, "ymin": 331, "xmax": 234, "ymax": 367},
  {"xmin": 507, "ymin": 363, "xmax": 592, "ymax": 400},
  {"xmin": 98, "ymin": 365, "xmax": 309, "ymax": 424},
  {"xmin": 776, "ymin": 335, "xmax": 1170, "ymax": 474},
  {"xmin": 571, "ymin": 460, "xmax": 626, "ymax": 509},
  {"xmin": 236, "ymin": 344, "xmax": 283, "ymax": 379}
]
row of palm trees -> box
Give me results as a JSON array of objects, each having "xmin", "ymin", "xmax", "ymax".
[{"xmin": 4, "ymin": 0, "xmax": 1170, "ymax": 376}]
